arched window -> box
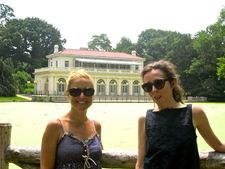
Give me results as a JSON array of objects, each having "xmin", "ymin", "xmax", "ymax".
[
  {"xmin": 121, "ymin": 80, "xmax": 129, "ymax": 95},
  {"xmin": 97, "ymin": 79, "xmax": 105, "ymax": 95},
  {"xmin": 133, "ymin": 80, "xmax": 140, "ymax": 95},
  {"xmin": 109, "ymin": 80, "xmax": 117, "ymax": 95},
  {"xmin": 57, "ymin": 78, "xmax": 66, "ymax": 95}
]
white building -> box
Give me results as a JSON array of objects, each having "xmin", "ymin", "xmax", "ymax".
[{"xmin": 34, "ymin": 46, "xmax": 146, "ymax": 100}]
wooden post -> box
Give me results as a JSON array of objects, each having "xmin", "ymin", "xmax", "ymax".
[{"xmin": 0, "ymin": 123, "xmax": 12, "ymax": 169}]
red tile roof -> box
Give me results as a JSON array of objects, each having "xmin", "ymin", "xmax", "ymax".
[{"xmin": 48, "ymin": 49, "xmax": 143, "ymax": 61}]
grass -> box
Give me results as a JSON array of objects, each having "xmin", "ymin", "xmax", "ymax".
[
  {"xmin": 0, "ymin": 95, "xmax": 30, "ymax": 102},
  {"xmin": 0, "ymin": 102, "xmax": 224, "ymax": 169}
]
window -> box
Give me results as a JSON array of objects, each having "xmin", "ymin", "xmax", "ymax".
[
  {"xmin": 65, "ymin": 61, "xmax": 69, "ymax": 67},
  {"xmin": 97, "ymin": 79, "xmax": 105, "ymax": 95},
  {"xmin": 109, "ymin": 64, "xmax": 119, "ymax": 69},
  {"xmin": 109, "ymin": 80, "xmax": 117, "ymax": 95},
  {"xmin": 133, "ymin": 80, "xmax": 140, "ymax": 95},
  {"xmin": 120, "ymin": 64, "xmax": 130, "ymax": 70},
  {"xmin": 56, "ymin": 61, "xmax": 58, "ymax": 67},
  {"xmin": 96, "ymin": 63, "xmax": 107, "ymax": 69},
  {"xmin": 75, "ymin": 60, "xmax": 81, "ymax": 67},
  {"xmin": 83, "ymin": 62, "xmax": 94, "ymax": 68},
  {"xmin": 57, "ymin": 78, "xmax": 66, "ymax": 95},
  {"xmin": 135, "ymin": 65, "xmax": 139, "ymax": 70},
  {"xmin": 121, "ymin": 80, "xmax": 129, "ymax": 95}
]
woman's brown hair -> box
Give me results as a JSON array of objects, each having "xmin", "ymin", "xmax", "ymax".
[{"xmin": 141, "ymin": 60, "xmax": 184, "ymax": 103}]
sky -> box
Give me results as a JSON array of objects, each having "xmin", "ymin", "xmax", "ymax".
[{"xmin": 1, "ymin": 0, "xmax": 225, "ymax": 49}]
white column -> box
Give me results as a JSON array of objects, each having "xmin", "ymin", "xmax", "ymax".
[
  {"xmin": 105, "ymin": 78, "xmax": 109, "ymax": 95},
  {"xmin": 117, "ymin": 79, "xmax": 121, "ymax": 95},
  {"xmin": 129, "ymin": 80, "xmax": 133, "ymax": 96},
  {"xmin": 53, "ymin": 76, "xmax": 57, "ymax": 95},
  {"xmin": 48, "ymin": 76, "xmax": 54, "ymax": 95}
]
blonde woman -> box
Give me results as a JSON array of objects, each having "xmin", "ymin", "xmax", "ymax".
[{"xmin": 41, "ymin": 69, "xmax": 102, "ymax": 169}]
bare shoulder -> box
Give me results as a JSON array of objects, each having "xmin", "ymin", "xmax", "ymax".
[
  {"xmin": 41, "ymin": 118, "xmax": 63, "ymax": 146},
  {"xmin": 138, "ymin": 116, "xmax": 145, "ymax": 121},
  {"xmin": 192, "ymin": 105, "xmax": 205, "ymax": 115},
  {"xmin": 93, "ymin": 120, "xmax": 101, "ymax": 134},
  {"xmin": 138, "ymin": 116, "xmax": 146, "ymax": 125},
  {"xmin": 192, "ymin": 105, "xmax": 207, "ymax": 127},
  {"xmin": 44, "ymin": 119, "xmax": 62, "ymax": 135}
]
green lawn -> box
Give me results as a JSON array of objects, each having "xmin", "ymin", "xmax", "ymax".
[
  {"xmin": 1, "ymin": 102, "xmax": 224, "ymax": 150},
  {"xmin": 0, "ymin": 102, "xmax": 224, "ymax": 169},
  {"xmin": 0, "ymin": 95, "xmax": 30, "ymax": 102},
  {"xmin": 192, "ymin": 102, "xmax": 225, "ymax": 150}
]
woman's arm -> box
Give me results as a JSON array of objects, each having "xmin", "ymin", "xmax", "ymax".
[
  {"xmin": 94, "ymin": 120, "xmax": 101, "ymax": 138},
  {"xmin": 135, "ymin": 116, "xmax": 146, "ymax": 169},
  {"xmin": 192, "ymin": 106, "xmax": 225, "ymax": 152},
  {"xmin": 94, "ymin": 120, "xmax": 103, "ymax": 149},
  {"xmin": 40, "ymin": 120, "xmax": 61, "ymax": 169}
]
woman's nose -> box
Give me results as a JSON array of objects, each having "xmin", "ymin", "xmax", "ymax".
[{"xmin": 151, "ymin": 85, "xmax": 157, "ymax": 92}]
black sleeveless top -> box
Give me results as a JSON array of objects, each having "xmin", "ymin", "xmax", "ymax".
[{"xmin": 144, "ymin": 104, "xmax": 200, "ymax": 169}]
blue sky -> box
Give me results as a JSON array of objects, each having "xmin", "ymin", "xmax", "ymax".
[{"xmin": 2, "ymin": 0, "xmax": 225, "ymax": 49}]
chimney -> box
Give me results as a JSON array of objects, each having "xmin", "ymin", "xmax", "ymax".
[
  {"xmin": 54, "ymin": 45, "xmax": 59, "ymax": 53},
  {"xmin": 131, "ymin": 50, "xmax": 136, "ymax": 56}
]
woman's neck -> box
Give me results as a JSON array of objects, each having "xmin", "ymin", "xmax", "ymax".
[
  {"xmin": 155, "ymin": 99, "xmax": 184, "ymax": 111},
  {"xmin": 66, "ymin": 108, "xmax": 88, "ymax": 123}
]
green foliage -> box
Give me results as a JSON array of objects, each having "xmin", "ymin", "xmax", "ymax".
[
  {"xmin": 217, "ymin": 57, "xmax": 225, "ymax": 79},
  {"xmin": 0, "ymin": 4, "xmax": 15, "ymax": 26},
  {"xmin": 88, "ymin": 33, "xmax": 112, "ymax": 51},
  {"xmin": 0, "ymin": 57, "xmax": 16, "ymax": 96},
  {"xmin": 1, "ymin": 4, "xmax": 225, "ymax": 101},
  {"xmin": 186, "ymin": 9, "xmax": 225, "ymax": 100},
  {"xmin": 136, "ymin": 29, "xmax": 196, "ymax": 65},
  {"xmin": 136, "ymin": 29, "xmax": 197, "ymax": 96},
  {"xmin": 114, "ymin": 37, "xmax": 136, "ymax": 54},
  {"xmin": 0, "ymin": 17, "xmax": 66, "ymax": 74},
  {"xmin": 24, "ymin": 82, "xmax": 34, "ymax": 94},
  {"xmin": 13, "ymin": 71, "xmax": 32, "ymax": 93}
]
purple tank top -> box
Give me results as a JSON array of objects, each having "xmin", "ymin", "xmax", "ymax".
[{"xmin": 54, "ymin": 120, "xmax": 102, "ymax": 169}]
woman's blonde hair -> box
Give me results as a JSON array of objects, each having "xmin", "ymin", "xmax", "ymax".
[
  {"xmin": 66, "ymin": 69, "xmax": 94, "ymax": 91},
  {"xmin": 141, "ymin": 60, "xmax": 184, "ymax": 103}
]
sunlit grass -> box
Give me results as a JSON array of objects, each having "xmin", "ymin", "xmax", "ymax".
[
  {"xmin": 0, "ymin": 96, "xmax": 28, "ymax": 102},
  {"xmin": 0, "ymin": 102, "xmax": 224, "ymax": 169}
]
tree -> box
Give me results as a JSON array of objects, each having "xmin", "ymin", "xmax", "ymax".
[
  {"xmin": 0, "ymin": 57, "xmax": 16, "ymax": 96},
  {"xmin": 136, "ymin": 29, "xmax": 195, "ymax": 64},
  {"xmin": 0, "ymin": 4, "xmax": 15, "ymax": 26},
  {"xmin": 136, "ymin": 29, "xmax": 169, "ymax": 61},
  {"xmin": 216, "ymin": 8, "xmax": 225, "ymax": 80},
  {"xmin": 88, "ymin": 33, "xmax": 112, "ymax": 51},
  {"xmin": 162, "ymin": 33, "xmax": 197, "ymax": 94},
  {"xmin": 217, "ymin": 57, "xmax": 225, "ymax": 79},
  {"xmin": 114, "ymin": 37, "xmax": 136, "ymax": 54},
  {"xmin": 186, "ymin": 7, "xmax": 225, "ymax": 100},
  {"xmin": 136, "ymin": 29, "xmax": 197, "ymax": 95},
  {"xmin": 13, "ymin": 71, "xmax": 32, "ymax": 93},
  {"xmin": 0, "ymin": 17, "xmax": 66, "ymax": 74}
]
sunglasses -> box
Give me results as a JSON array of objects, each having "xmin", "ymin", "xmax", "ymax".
[
  {"xmin": 142, "ymin": 79, "xmax": 168, "ymax": 92},
  {"xmin": 68, "ymin": 88, "xmax": 95, "ymax": 97}
]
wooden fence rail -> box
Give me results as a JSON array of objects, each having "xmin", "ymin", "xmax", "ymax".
[{"xmin": 1, "ymin": 123, "xmax": 225, "ymax": 169}]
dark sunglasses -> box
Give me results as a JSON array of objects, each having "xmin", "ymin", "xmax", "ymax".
[
  {"xmin": 68, "ymin": 88, "xmax": 95, "ymax": 97},
  {"xmin": 142, "ymin": 79, "xmax": 168, "ymax": 92}
]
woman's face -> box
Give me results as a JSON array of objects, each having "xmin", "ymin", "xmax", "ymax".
[
  {"xmin": 67, "ymin": 77, "xmax": 94, "ymax": 111},
  {"xmin": 143, "ymin": 69, "xmax": 173, "ymax": 106}
]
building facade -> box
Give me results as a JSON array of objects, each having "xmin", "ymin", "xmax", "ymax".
[{"xmin": 34, "ymin": 46, "xmax": 146, "ymax": 99}]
